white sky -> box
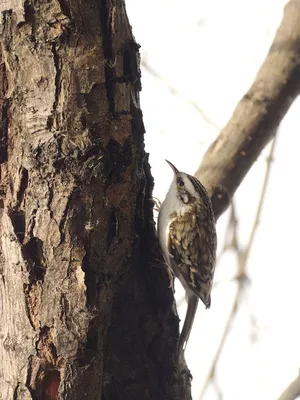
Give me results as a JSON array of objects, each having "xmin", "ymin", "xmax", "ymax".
[{"xmin": 126, "ymin": 1, "xmax": 300, "ymax": 399}]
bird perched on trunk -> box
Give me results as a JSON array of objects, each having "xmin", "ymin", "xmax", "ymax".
[{"xmin": 157, "ymin": 160, "xmax": 217, "ymax": 354}]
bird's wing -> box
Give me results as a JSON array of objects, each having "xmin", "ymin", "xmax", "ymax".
[{"xmin": 167, "ymin": 212, "xmax": 216, "ymax": 308}]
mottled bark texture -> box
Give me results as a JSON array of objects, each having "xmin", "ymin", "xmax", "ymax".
[
  {"xmin": 0, "ymin": 1, "xmax": 190, "ymax": 399},
  {"xmin": 196, "ymin": 0, "xmax": 300, "ymax": 219}
]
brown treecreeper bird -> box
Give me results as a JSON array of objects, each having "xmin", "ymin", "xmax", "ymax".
[{"xmin": 157, "ymin": 160, "xmax": 217, "ymax": 354}]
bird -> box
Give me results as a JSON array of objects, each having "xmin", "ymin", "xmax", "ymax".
[{"xmin": 157, "ymin": 160, "xmax": 217, "ymax": 354}]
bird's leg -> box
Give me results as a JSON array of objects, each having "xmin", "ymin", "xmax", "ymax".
[
  {"xmin": 150, "ymin": 258, "xmax": 175, "ymax": 291},
  {"xmin": 166, "ymin": 267, "xmax": 175, "ymax": 292},
  {"xmin": 152, "ymin": 197, "xmax": 161, "ymax": 212}
]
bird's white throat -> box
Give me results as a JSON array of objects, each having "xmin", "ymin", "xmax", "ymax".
[{"xmin": 157, "ymin": 177, "xmax": 190, "ymax": 262}]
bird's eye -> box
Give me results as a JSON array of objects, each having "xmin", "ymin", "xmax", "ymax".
[{"xmin": 177, "ymin": 179, "xmax": 184, "ymax": 187}]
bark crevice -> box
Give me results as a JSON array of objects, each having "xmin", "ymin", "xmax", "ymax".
[
  {"xmin": 0, "ymin": 1, "xmax": 192, "ymax": 399},
  {"xmin": 99, "ymin": 0, "xmax": 117, "ymax": 116}
]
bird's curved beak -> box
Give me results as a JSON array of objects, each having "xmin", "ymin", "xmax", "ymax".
[{"xmin": 165, "ymin": 160, "xmax": 179, "ymax": 174}]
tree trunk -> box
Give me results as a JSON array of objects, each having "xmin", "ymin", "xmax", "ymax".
[{"xmin": 0, "ymin": 1, "xmax": 190, "ymax": 399}]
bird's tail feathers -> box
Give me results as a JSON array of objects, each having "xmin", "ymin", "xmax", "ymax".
[{"xmin": 177, "ymin": 292, "xmax": 199, "ymax": 355}]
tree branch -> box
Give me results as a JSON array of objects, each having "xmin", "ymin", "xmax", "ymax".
[
  {"xmin": 199, "ymin": 135, "xmax": 278, "ymax": 399},
  {"xmin": 278, "ymin": 371, "xmax": 300, "ymax": 400},
  {"xmin": 196, "ymin": 0, "xmax": 300, "ymax": 220}
]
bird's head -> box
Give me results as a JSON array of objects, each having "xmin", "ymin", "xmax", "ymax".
[{"xmin": 165, "ymin": 160, "xmax": 199, "ymax": 205}]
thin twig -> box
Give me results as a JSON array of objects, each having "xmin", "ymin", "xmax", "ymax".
[
  {"xmin": 213, "ymin": 202, "xmax": 241, "ymax": 289},
  {"xmin": 219, "ymin": 201, "xmax": 240, "ymax": 259},
  {"xmin": 199, "ymin": 134, "xmax": 278, "ymax": 400},
  {"xmin": 141, "ymin": 57, "xmax": 220, "ymax": 131}
]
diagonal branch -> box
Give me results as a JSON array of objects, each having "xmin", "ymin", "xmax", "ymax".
[
  {"xmin": 199, "ymin": 135, "xmax": 278, "ymax": 400},
  {"xmin": 196, "ymin": 0, "xmax": 300, "ymax": 220},
  {"xmin": 278, "ymin": 370, "xmax": 300, "ymax": 400}
]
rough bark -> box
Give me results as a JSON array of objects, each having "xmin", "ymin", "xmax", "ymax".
[
  {"xmin": 196, "ymin": 0, "xmax": 300, "ymax": 219},
  {"xmin": 0, "ymin": 1, "xmax": 190, "ymax": 399}
]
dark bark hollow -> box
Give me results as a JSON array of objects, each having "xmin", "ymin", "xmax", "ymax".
[{"xmin": 0, "ymin": 1, "xmax": 191, "ymax": 399}]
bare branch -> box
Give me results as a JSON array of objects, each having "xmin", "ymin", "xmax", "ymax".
[
  {"xmin": 199, "ymin": 135, "xmax": 278, "ymax": 400},
  {"xmin": 219, "ymin": 201, "xmax": 240, "ymax": 256},
  {"xmin": 196, "ymin": 0, "xmax": 300, "ymax": 220},
  {"xmin": 141, "ymin": 58, "xmax": 220, "ymax": 131},
  {"xmin": 278, "ymin": 370, "xmax": 300, "ymax": 400},
  {"xmin": 212, "ymin": 202, "xmax": 240, "ymax": 289}
]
